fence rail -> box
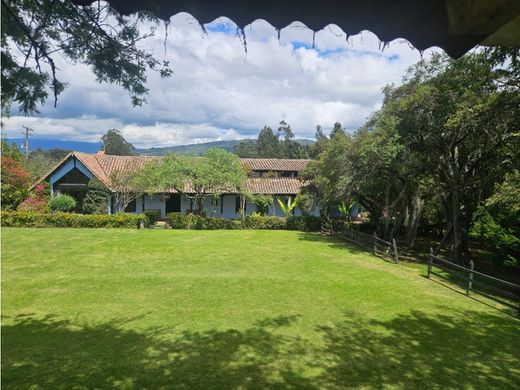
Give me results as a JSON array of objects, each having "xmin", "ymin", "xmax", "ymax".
[
  {"xmin": 427, "ymin": 249, "xmax": 520, "ymax": 316},
  {"xmin": 322, "ymin": 223, "xmax": 399, "ymax": 264}
]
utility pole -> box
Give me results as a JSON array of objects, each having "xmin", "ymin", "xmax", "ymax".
[{"xmin": 21, "ymin": 125, "xmax": 34, "ymax": 158}]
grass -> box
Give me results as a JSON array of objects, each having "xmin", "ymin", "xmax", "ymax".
[{"xmin": 2, "ymin": 228, "xmax": 519, "ymax": 389}]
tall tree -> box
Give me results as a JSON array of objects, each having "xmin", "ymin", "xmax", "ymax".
[
  {"xmin": 1, "ymin": 0, "xmax": 171, "ymax": 115},
  {"xmin": 256, "ymin": 126, "xmax": 280, "ymax": 158},
  {"xmin": 101, "ymin": 129, "xmax": 136, "ymax": 156}
]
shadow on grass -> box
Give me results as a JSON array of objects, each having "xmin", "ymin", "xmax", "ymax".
[
  {"xmin": 296, "ymin": 232, "xmax": 366, "ymax": 254},
  {"xmin": 2, "ymin": 309, "xmax": 519, "ymax": 389}
]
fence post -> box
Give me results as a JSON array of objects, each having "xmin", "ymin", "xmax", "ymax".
[
  {"xmin": 392, "ymin": 238, "xmax": 399, "ymax": 264},
  {"xmin": 373, "ymin": 231, "xmax": 377, "ymax": 255},
  {"xmin": 467, "ymin": 260, "xmax": 474, "ymax": 295},
  {"xmin": 427, "ymin": 248, "xmax": 433, "ymax": 278}
]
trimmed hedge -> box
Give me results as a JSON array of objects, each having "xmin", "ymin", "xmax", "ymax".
[
  {"xmin": 166, "ymin": 213, "xmax": 321, "ymax": 231},
  {"xmin": 1, "ymin": 211, "xmax": 146, "ymax": 229}
]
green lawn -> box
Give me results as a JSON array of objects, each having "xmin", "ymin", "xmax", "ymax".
[{"xmin": 2, "ymin": 228, "xmax": 519, "ymax": 389}]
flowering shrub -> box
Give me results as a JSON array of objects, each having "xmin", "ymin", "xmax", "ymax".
[{"xmin": 17, "ymin": 183, "xmax": 49, "ymax": 213}]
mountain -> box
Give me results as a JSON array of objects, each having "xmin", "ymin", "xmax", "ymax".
[
  {"xmin": 138, "ymin": 139, "xmax": 315, "ymax": 156},
  {"xmin": 4, "ymin": 137, "xmax": 315, "ymax": 156},
  {"xmin": 137, "ymin": 140, "xmax": 243, "ymax": 156},
  {"xmin": 4, "ymin": 138, "xmax": 101, "ymax": 153}
]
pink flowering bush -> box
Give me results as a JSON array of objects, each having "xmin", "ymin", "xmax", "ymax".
[{"xmin": 17, "ymin": 183, "xmax": 50, "ymax": 213}]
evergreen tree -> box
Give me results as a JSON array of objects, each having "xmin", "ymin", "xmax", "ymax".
[{"xmin": 82, "ymin": 179, "xmax": 111, "ymax": 214}]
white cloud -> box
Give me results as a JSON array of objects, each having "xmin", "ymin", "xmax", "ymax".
[{"xmin": 2, "ymin": 11, "xmax": 442, "ymax": 148}]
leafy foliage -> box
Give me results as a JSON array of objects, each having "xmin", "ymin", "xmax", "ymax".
[
  {"xmin": 1, "ymin": 0, "xmax": 171, "ymax": 114},
  {"xmin": 142, "ymin": 148, "xmax": 246, "ymax": 214},
  {"xmin": 276, "ymin": 197, "xmax": 297, "ymax": 218},
  {"xmin": 101, "ymin": 129, "xmax": 136, "ymax": 156},
  {"xmin": 49, "ymin": 194, "xmax": 76, "ymax": 213},
  {"xmin": 17, "ymin": 183, "xmax": 49, "ymax": 213},
  {"xmin": 1, "ymin": 211, "xmax": 146, "ymax": 228},
  {"xmin": 1, "ymin": 142, "xmax": 31, "ymax": 210},
  {"xmin": 251, "ymin": 194, "xmax": 273, "ymax": 215},
  {"xmin": 82, "ymin": 179, "xmax": 110, "ymax": 214}
]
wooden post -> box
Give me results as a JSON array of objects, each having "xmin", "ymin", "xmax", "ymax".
[
  {"xmin": 427, "ymin": 248, "xmax": 433, "ymax": 278},
  {"xmin": 467, "ymin": 260, "xmax": 474, "ymax": 295},
  {"xmin": 392, "ymin": 238, "xmax": 399, "ymax": 264},
  {"xmin": 373, "ymin": 231, "xmax": 377, "ymax": 255}
]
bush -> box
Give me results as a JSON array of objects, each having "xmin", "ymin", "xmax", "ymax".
[
  {"xmin": 252, "ymin": 195, "xmax": 273, "ymax": 215},
  {"xmin": 165, "ymin": 213, "xmax": 320, "ymax": 231},
  {"xmin": 1, "ymin": 211, "xmax": 146, "ymax": 229},
  {"xmin": 286, "ymin": 215, "xmax": 322, "ymax": 232},
  {"xmin": 143, "ymin": 209, "xmax": 161, "ymax": 225},
  {"xmin": 50, "ymin": 194, "xmax": 77, "ymax": 213},
  {"xmin": 166, "ymin": 213, "xmax": 242, "ymax": 230},
  {"xmin": 243, "ymin": 215, "xmax": 286, "ymax": 230},
  {"xmin": 17, "ymin": 183, "xmax": 49, "ymax": 213},
  {"xmin": 83, "ymin": 179, "xmax": 110, "ymax": 214}
]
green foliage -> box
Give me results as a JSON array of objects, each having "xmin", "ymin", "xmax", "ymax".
[
  {"xmin": 243, "ymin": 215, "xmax": 286, "ymax": 230},
  {"xmin": 276, "ymin": 197, "xmax": 297, "ymax": 218},
  {"xmin": 166, "ymin": 213, "xmax": 242, "ymax": 230},
  {"xmin": 1, "ymin": 0, "xmax": 171, "ymax": 115},
  {"xmin": 470, "ymin": 208, "xmax": 520, "ymax": 268},
  {"xmin": 1, "ymin": 211, "xmax": 146, "ymax": 228},
  {"xmin": 143, "ymin": 148, "xmax": 246, "ymax": 213},
  {"xmin": 143, "ymin": 209, "xmax": 161, "ymax": 225},
  {"xmin": 82, "ymin": 179, "xmax": 110, "ymax": 214},
  {"xmin": 24, "ymin": 148, "xmax": 70, "ymax": 180},
  {"xmin": 234, "ymin": 122, "xmax": 311, "ymax": 158},
  {"xmin": 165, "ymin": 213, "xmax": 315, "ymax": 231},
  {"xmin": 49, "ymin": 194, "xmax": 76, "ymax": 213},
  {"xmin": 101, "ymin": 129, "xmax": 136, "ymax": 156},
  {"xmin": 251, "ymin": 194, "xmax": 273, "ymax": 215},
  {"xmin": 285, "ymin": 215, "xmax": 321, "ymax": 232}
]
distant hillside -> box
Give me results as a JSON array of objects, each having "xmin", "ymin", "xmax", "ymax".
[
  {"xmin": 137, "ymin": 140, "xmax": 243, "ymax": 156},
  {"xmin": 3, "ymin": 137, "xmax": 315, "ymax": 156},
  {"xmin": 138, "ymin": 139, "xmax": 315, "ymax": 156},
  {"xmin": 5, "ymin": 138, "xmax": 101, "ymax": 153}
]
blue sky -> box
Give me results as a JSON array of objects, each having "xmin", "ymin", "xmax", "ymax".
[{"xmin": 2, "ymin": 14, "xmax": 440, "ymax": 148}]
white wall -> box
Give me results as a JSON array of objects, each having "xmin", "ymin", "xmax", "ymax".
[{"xmin": 127, "ymin": 193, "xmax": 319, "ymax": 219}]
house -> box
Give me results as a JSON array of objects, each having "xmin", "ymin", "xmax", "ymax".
[{"xmin": 33, "ymin": 151, "xmax": 318, "ymax": 218}]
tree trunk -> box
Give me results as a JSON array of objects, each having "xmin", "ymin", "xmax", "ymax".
[{"xmin": 405, "ymin": 195, "xmax": 423, "ymax": 248}]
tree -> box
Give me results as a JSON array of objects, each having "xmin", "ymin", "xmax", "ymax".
[
  {"xmin": 101, "ymin": 129, "xmax": 136, "ymax": 156},
  {"xmin": 1, "ymin": 140, "xmax": 30, "ymax": 209},
  {"xmin": 82, "ymin": 178, "xmax": 111, "ymax": 214},
  {"xmin": 330, "ymin": 122, "xmax": 346, "ymax": 139},
  {"xmin": 142, "ymin": 148, "xmax": 246, "ymax": 214},
  {"xmin": 110, "ymin": 169, "xmax": 146, "ymax": 212},
  {"xmin": 1, "ymin": 0, "xmax": 171, "ymax": 115},
  {"xmin": 256, "ymin": 126, "xmax": 280, "ymax": 158}
]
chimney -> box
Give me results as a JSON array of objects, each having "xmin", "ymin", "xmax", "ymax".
[{"xmin": 97, "ymin": 150, "xmax": 105, "ymax": 156}]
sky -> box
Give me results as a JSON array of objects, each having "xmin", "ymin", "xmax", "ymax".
[{"xmin": 2, "ymin": 11, "xmax": 442, "ymax": 149}]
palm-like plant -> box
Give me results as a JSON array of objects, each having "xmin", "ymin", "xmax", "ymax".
[{"xmin": 277, "ymin": 197, "xmax": 297, "ymax": 217}]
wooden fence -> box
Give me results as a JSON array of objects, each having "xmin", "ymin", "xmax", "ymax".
[
  {"xmin": 427, "ymin": 249, "xmax": 520, "ymax": 316},
  {"xmin": 322, "ymin": 222, "xmax": 399, "ymax": 264}
]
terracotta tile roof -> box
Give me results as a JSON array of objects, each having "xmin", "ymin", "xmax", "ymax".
[
  {"xmin": 240, "ymin": 158, "xmax": 310, "ymax": 171},
  {"xmin": 244, "ymin": 177, "xmax": 304, "ymax": 194},
  {"xmin": 35, "ymin": 152, "xmax": 309, "ymax": 195}
]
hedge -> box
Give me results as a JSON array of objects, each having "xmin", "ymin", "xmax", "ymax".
[
  {"xmin": 143, "ymin": 209, "xmax": 161, "ymax": 225},
  {"xmin": 1, "ymin": 211, "xmax": 146, "ymax": 229},
  {"xmin": 166, "ymin": 213, "xmax": 321, "ymax": 231}
]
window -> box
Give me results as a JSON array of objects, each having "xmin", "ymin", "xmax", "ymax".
[{"xmin": 211, "ymin": 197, "xmax": 219, "ymax": 206}]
